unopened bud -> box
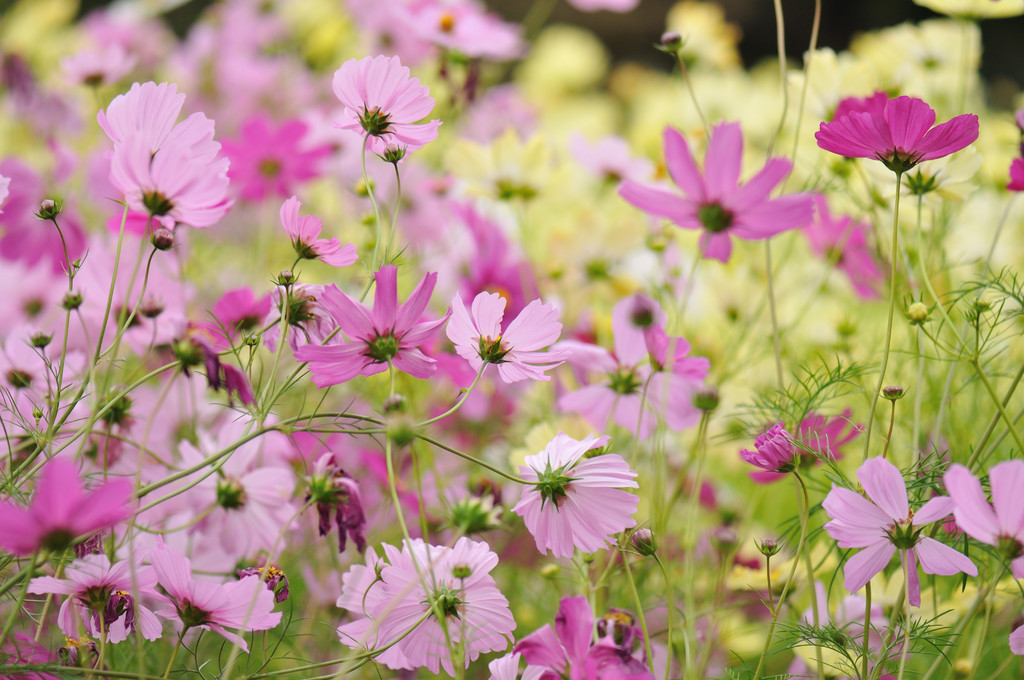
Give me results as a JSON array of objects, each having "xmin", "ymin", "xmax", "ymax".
[
  {"xmin": 656, "ymin": 31, "xmax": 684, "ymax": 54},
  {"xmin": 756, "ymin": 537, "xmax": 782, "ymax": 558},
  {"xmin": 36, "ymin": 198, "xmax": 61, "ymax": 220},
  {"xmin": 630, "ymin": 528, "xmax": 657, "ymax": 556},
  {"xmin": 906, "ymin": 301, "xmax": 929, "ymax": 324},
  {"xmin": 30, "ymin": 332, "xmax": 52, "ymax": 348},
  {"xmin": 882, "ymin": 385, "xmax": 905, "ymax": 401},
  {"xmin": 151, "ymin": 227, "xmax": 174, "ymax": 251},
  {"xmin": 383, "ymin": 394, "xmax": 407, "ymax": 414},
  {"xmin": 277, "ymin": 270, "xmax": 296, "ymax": 286},
  {"xmin": 62, "ymin": 291, "xmax": 83, "ymax": 310},
  {"xmin": 694, "ymin": 386, "xmax": 719, "ymax": 412}
]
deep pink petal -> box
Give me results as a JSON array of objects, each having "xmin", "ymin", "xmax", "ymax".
[
  {"xmin": 32, "ymin": 459, "xmax": 85, "ymax": 525},
  {"xmin": 883, "ymin": 97, "xmax": 935, "ymax": 154},
  {"xmin": 554, "ymin": 596, "xmax": 593, "ymax": 666},
  {"xmin": 916, "ymin": 113, "xmax": 978, "ymax": 161},
  {"xmin": 394, "ymin": 272, "xmax": 438, "ymax": 336},
  {"xmin": 698, "ymin": 232, "xmax": 733, "ymax": 262},
  {"xmin": 857, "ymin": 457, "xmax": 909, "ymax": 521},
  {"xmin": 618, "ymin": 182, "xmax": 691, "ymax": 224},
  {"xmin": 372, "ymin": 266, "xmax": 400, "ymax": 334},
  {"xmin": 662, "ymin": 126, "xmax": 705, "ymax": 201},
  {"xmin": 728, "ymin": 157, "xmax": 792, "ymax": 213},
  {"xmin": 515, "ymin": 624, "xmax": 567, "ymax": 672}
]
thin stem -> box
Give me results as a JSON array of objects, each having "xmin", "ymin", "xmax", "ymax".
[
  {"xmin": 384, "ymin": 161, "xmax": 403, "ymax": 263},
  {"xmin": 765, "ymin": 241, "xmax": 785, "ymax": 389},
  {"xmin": 967, "ymin": 360, "xmax": 1024, "ymax": 470},
  {"xmin": 162, "ymin": 629, "xmax": 185, "ymax": 679},
  {"xmin": 620, "ymin": 549, "xmax": 655, "ymax": 673},
  {"xmin": 882, "ymin": 398, "xmax": 897, "ymax": 460},
  {"xmin": 751, "ymin": 472, "xmax": 811, "ymax": 680},
  {"xmin": 653, "ymin": 555, "xmax": 677, "ymax": 680},
  {"xmin": 0, "ymin": 553, "xmax": 38, "ymax": 649},
  {"xmin": 674, "ymin": 53, "xmax": 709, "ymax": 138},
  {"xmin": 765, "ymin": 0, "xmax": 789, "ymax": 158},
  {"xmin": 862, "ymin": 582, "xmax": 872, "ymax": 680},
  {"xmin": 361, "ymin": 135, "xmax": 384, "ymax": 301},
  {"xmin": 864, "ymin": 171, "xmax": 903, "ymax": 461},
  {"xmin": 417, "ymin": 363, "xmax": 486, "ymax": 427},
  {"xmin": 971, "ymin": 359, "xmax": 1024, "ymax": 455}
]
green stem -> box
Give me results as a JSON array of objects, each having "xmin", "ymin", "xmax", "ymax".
[
  {"xmin": 654, "ymin": 555, "xmax": 679, "ymax": 680},
  {"xmin": 674, "ymin": 53, "xmax": 709, "ymax": 139},
  {"xmin": 765, "ymin": 241, "xmax": 785, "ymax": 389},
  {"xmin": 417, "ymin": 363, "xmax": 486, "ymax": 427},
  {"xmin": 162, "ymin": 628, "xmax": 185, "ymax": 679},
  {"xmin": 751, "ymin": 472, "xmax": 810, "ymax": 680},
  {"xmin": 882, "ymin": 398, "xmax": 896, "ymax": 460},
  {"xmin": 863, "ymin": 171, "xmax": 903, "ymax": 461},
  {"xmin": 0, "ymin": 553, "xmax": 39, "ymax": 649},
  {"xmin": 970, "ymin": 359, "xmax": 1024, "ymax": 455},
  {"xmin": 862, "ymin": 582, "xmax": 872, "ymax": 680},
  {"xmin": 620, "ymin": 549, "xmax": 655, "ymax": 673}
]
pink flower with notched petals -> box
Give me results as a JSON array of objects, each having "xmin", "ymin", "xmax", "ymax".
[
  {"xmin": 620, "ymin": 123, "xmax": 813, "ymax": 262},
  {"xmin": 221, "ymin": 117, "xmax": 331, "ymax": 202},
  {"xmin": 279, "ymin": 195, "xmax": 357, "ymax": 268},
  {"xmin": 943, "ymin": 461, "xmax": 1024, "ymax": 578},
  {"xmin": 0, "ymin": 459, "xmax": 134, "ymax": 557},
  {"xmin": 513, "ymin": 433, "xmax": 639, "ymax": 558},
  {"xmin": 294, "ymin": 266, "xmax": 446, "ymax": 387},
  {"xmin": 149, "ymin": 540, "xmax": 281, "ymax": 652},
  {"xmin": 804, "ymin": 195, "xmax": 883, "ymax": 299},
  {"xmin": 822, "ymin": 456, "xmax": 976, "ymax": 606},
  {"xmin": 446, "ymin": 291, "xmax": 568, "ymax": 383},
  {"xmin": 816, "ymin": 93, "xmax": 979, "ymax": 174},
  {"xmin": 332, "ymin": 55, "xmax": 442, "ymax": 159},
  {"xmin": 28, "ymin": 554, "xmax": 162, "ymax": 643}
]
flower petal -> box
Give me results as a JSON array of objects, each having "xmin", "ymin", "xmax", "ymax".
[
  {"xmin": 843, "ymin": 541, "xmax": 896, "ymax": 594},
  {"xmin": 857, "ymin": 457, "xmax": 909, "ymax": 521},
  {"xmin": 944, "ymin": 464, "xmax": 999, "ymax": 544},
  {"xmin": 990, "ymin": 459, "xmax": 1024, "ymax": 537},
  {"xmin": 915, "ymin": 536, "xmax": 976, "ymax": 577}
]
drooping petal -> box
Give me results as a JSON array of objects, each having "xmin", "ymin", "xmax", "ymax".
[{"xmin": 843, "ymin": 541, "xmax": 896, "ymax": 594}]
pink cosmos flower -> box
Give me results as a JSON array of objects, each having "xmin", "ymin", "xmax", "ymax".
[
  {"xmin": 619, "ymin": 123, "xmax": 813, "ymax": 262},
  {"xmin": 804, "ymin": 195, "xmax": 883, "ymax": 299},
  {"xmin": 402, "ymin": 0, "xmax": 523, "ymax": 62},
  {"xmin": 815, "ymin": 93, "xmax": 979, "ymax": 174},
  {"xmin": 337, "ymin": 538, "xmax": 515, "ymax": 675},
  {"xmin": 1008, "ymin": 157, "xmax": 1024, "ymax": 192},
  {"xmin": 294, "ymin": 266, "xmax": 446, "ymax": 387},
  {"xmin": 446, "ymin": 291, "xmax": 568, "ymax": 383},
  {"xmin": 558, "ymin": 296, "xmax": 708, "ymax": 437},
  {"xmin": 149, "ymin": 540, "xmax": 281, "ymax": 652},
  {"xmin": 0, "ymin": 173, "xmax": 9, "ymax": 211},
  {"xmin": 28, "ymin": 554, "xmax": 162, "ymax": 643},
  {"xmin": 749, "ymin": 410, "xmax": 862, "ymax": 484},
  {"xmin": 513, "ymin": 433, "xmax": 639, "ymax": 558},
  {"xmin": 205, "ymin": 286, "xmax": 273, "ymax": 348},
  {"xmin": 333, "ymin": 55, "xmax": 442, "ymax": 159},
  {"xmin": 822, "ymin": 457, "xmax": 977, "ymax": 606},
  {"xmin": 740, "ymin": 423, "xmax": 797, "ymax": 472},
  {"xmin": 221, "ymin": 116, "xmax": 331, "ymax": 202},
  {"xmin": 61, "ymin": 44, "xmax": 135, "ymax": 87},
  {"xmin": 943, "ymin": 461, "xmax": 1024, "ymax": 578},
  {"xmin": 569, "ymin": 134, "xmax": 653, "ymax": 185},
  {"xmin": 0, "ymin": 459, "xmax": 134, "ymax": 556},
  {"xmin": 566, "ymin": 0, "xmax": 640, "ymax": 11},
  {"xmin": 1012, "ymin": 623, "xmax": 1024, "ymax": 655},
  {"xmin": 279, "ymin": 195, "xmax": 357, "ymax": 267},
  {"xmin": 515, "ymin": 596, "xmax": 654, "ymax": 680}
]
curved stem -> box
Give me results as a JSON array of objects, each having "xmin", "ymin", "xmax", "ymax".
[{"xmin": 863, "ymin": 171, "xmax": 903, "ymax": 461}]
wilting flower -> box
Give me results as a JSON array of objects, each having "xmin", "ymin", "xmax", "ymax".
[
  {"xmin": 29, "ymin": 554, "xmax": 162, "ymax": 643},
  {"xmin": 446, "ymin": 291, "xmax": 568, "ymax": 383},
  {"xmin": 306, "ymin": 453, "xmax": 366, "ymax": 553},
  {"xmin": 332, "ymin": 55, "xmax": 442, "ymax": 158},
  {"xmin": 174, "ymin": 330, "xmax": 255, "ymax": 406},
  {"xmin": 513, "ymin": 432, "xmax": 639, "ymax": 558},
  {"xmin": 619, "ymin": 123, "xmax": 813, "ymax": 262},
  {"xmin": 149, "ymin": 540, "xmax": 281, "ymax": 652},
  {"xmin": 943, "ymin": 461, "xmax": 1024, "ymax": 578},
  {"xmin": 815, "ymin": 92, "xmax": 979, "ymax": 174},
  {"xmin": 294, "ymin": 266, "xmax": 446, "ymax": 387},
  {"xmin": 237, "ymin": 565, "xmax": 290, "ymax": 604},
  {"xmin": 336, "ymin": 538, "xmax": 515, "ymax": 675},
  {"xmin": 740, "ymin": 423, "xmax": 797, "ymax": 473},
  {"xmin": 279, "ymin": 195, "xmax": 357, "ymax": 268},
  {"xmin": 822, "ymin": 456, "xmax": 976, "ymax": 606},
  {"xmin": 515, "ymin": 596, "xmax": 654, "ymax": 680},
  {"xmin": 0, "ymin": 459, "xmax": 133, "ymax": 556}
]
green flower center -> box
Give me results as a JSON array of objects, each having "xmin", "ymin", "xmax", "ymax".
[
  {"xmin": 997, "ymin": 534, "xmax": 1024, "ymax": 561},
  {"xmin": 142, "ymin": 191, "xmax": 174, "ymax": 217},
  {"xmin": 424, "ymin": 585, "xmax": 463, "ymax": 620},
  {"xmin": 359, "ymin": 106, "xmax": 392, "ymax": 137},
  {"xmin": 697, "ymin": 202, "xmax": 734, "ymax": 233},
  {"xmin": 478, "ymin": 336, "xmax": 509, "ymax": 364},
  {"xmin": 216, "ymin": 478, "xmax": 247, "ymax": 510},
  {"xmin": 259, "ymin": 158, "xmax": 282, "ymax": 178},
  {"xmin": 886, "ymin": 520, "xmax": 922, "ymax": 550},
  {"xmin": 367, "ymin": 333, "xmax": 399, "ymax": 363},
  {"xmin": 608, "ymin": 368, "xmax": 641, "ymax": 395},
  {"xmin": 535, "ymin": 461, "xmax": 575, "ymax": 510}
]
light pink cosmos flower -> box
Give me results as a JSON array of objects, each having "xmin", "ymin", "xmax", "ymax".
[
  {"xmin": 566, "ymin": 0, "xmax": 640, "ymax": 11},
  {"xmin": 822, "ymin": 457, "xmax": 977, "ymax": 606},
  {"xmin": 569, "ymin": 133, "xmax": 653, "ymax": 185},
  {"xmin": 337, "ymin": 538, "xmax": 515, "ymax": 675},
  {"xmin": 0, "ymin": 459, "xmax": 133, "ymax": 556},
  {"xmin": 221, "ymin": 116, "xmax": 331, "ymax": 202},
  {"xmin": 515, "ymin": 595, "xmax": 654, "ymax": 680},
  {"xmin": 446, "ymin": 291, "xmax": 568, "ymax": 383},
  {"xmin": 1012, "ymin": 622, "xmax": 1024, "ymax": 655},
  {"xmin": 294, "ymin": 266, "xmax": 446, "ymax": 387},
  {"xmin": 28, "ymin": 554, "xmax": 162, "ymax": 643},
  {"xmin": 816, "ymin": 93, "xmax": 979, "ymax": 174},
  {"xmin": 149, "ymin": 540, "xmax": 281, "ymax": 652},
  {"xmin": 513, "ymin": 433, "xmax": 639, "ymax": 558},
  {"xmin": 279, "ymin": 195, "xmax": 357, "ymax": 268},
  {"xmin": 61, "ymin": 44, "xmax": 135, "ymax": 87},
  {"xmin": 619, "ymin": 123, "xmax": 813, "ymax": 262},
  {"xmin": 943, "ymin": 461, "xmax": 1024, "ymax": 578},
  {"xmin": 332, "ymin": 55, "xmax": 442, "ymax": 159},
  {"xmin": 402, "ymin": 0, "xmax": 523, "ymax": 62},
  {"xmin": 804, "ymin": 195, "xmax": 883, "ymax": 299}
]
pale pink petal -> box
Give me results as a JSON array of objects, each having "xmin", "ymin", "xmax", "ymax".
[
  {"xmin": 1010, "ymin": 625, "xmax": 1024, "ymax": 655},
  {"xmin": 915, "ymin": 536, "xmax": 977, "ymax": 577},
  {"xmin": 857, "ymin": 457, "xmax": 909, "ymax": 521},
  {"xmin": 990, "ymin": 460, "xmax": 1024, "ymax": 537},
  {"xmin": 944, "ymin": 464, "xmax": 999, "ymax": 544},
  {"xmin": 913, "ymin": 496, "xmax": 956, "ymax": 527},
  {"xmin": 843, "ymin": 541, "xmax": 896, "ymax": 594},
  {"xmin": 662, "ymin": 126, "xmax": 705, "ymax": 201},
  {"xmin": 703, "ymin": 122, "xmax": 742, "ymax": 201}
]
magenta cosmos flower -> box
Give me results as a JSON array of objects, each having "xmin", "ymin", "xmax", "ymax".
[
  {"xmin": 740, "ymin": 422, "xmax": 798, "ymax": 473},
  {"xmin": 1008, "ymin": 157, "xmax": 1024, "ymax": 192},
  {"xmin": 221, "ymin": 116, "xmax": 331, "ymax": 202},
  {"xmin": 29, "ymin": 554, "xmax": 162, "ymax": 643},
  {"xmin": 337, "ymin": 538, "xmax": 515, "ymax": 675},
  {"xmin": 279, "ymin": 195, "xmax": 357, "ymax": 268},
  {"xmin": 943, "ymin": 461, "xmax": 1024, "ymax": 578},
  {"xmin": 619, "ymin": 123, "xmax": 813, "ymax": 262},
  {"xmin": 446, "ymin": 291, "xmax": 568, "ymax": 383},
  {"xmin": 804, "ymin": 194, "xmax": 883, "ymax": 299},
  {"xmin": 515, "ymin": 595, "xmax": 654, "ymax": 680},
  {"xmin": 816, "ymin": 92, "xmax": 979, "ymax": 174},
  {"xmin": 294, "ymin": 266, "xmax": 445, "ymax": 387},
  {"xmin": 513, "ymin": 433, "xmax": 639, "ymax": 558},
  {"xmin": 332, "ymin": 55, "xmax": 442, "ymax": 159},
  {"xmin": 149, "ymin": 540, "xmax": 281, "ymax": 652},
  {"xmin": 0, "ymin": 459, "xmax": 133, "ymax": 556},
  {"xmin": 822, "ymin": 456, "xmax": 976, "ymax": 606}
]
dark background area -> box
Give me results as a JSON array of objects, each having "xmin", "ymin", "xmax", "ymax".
[{"xmin": 67, "ymin": 0, "xmax": 1024, "ymax": 104}]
